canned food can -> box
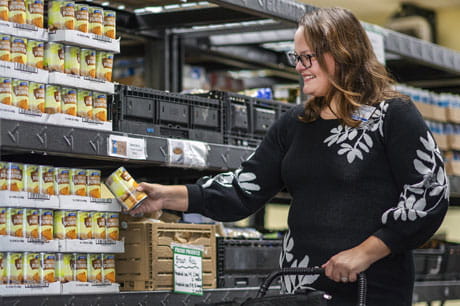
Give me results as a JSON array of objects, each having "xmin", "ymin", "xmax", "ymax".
[
  {"xmin": 8, "ymin": 0, "xmax": 26, "ymax": 24},
  {"xmin": 77, "ymin": 211, "xmax": 92, "ymax": 240},
  {"xmin": 48, "ymin": 1, "xmax": 74, "ymax": 31},
  {"xmin": 12, "ymin": 79, "xmax": 29, "ymax": 110},
  {"xmin": 7, "ymin": 162, "xmax": 24, "ymax": 192},
  {"xmin": 0, "ymin": 0, "xmax": 8, "ymax": 21},
  {"xmin": 55, "ymin": 167, "xmax": 70, "ymax": 195},
  {"xmin": 24, "ymin": 164, "xmax": 38, "ymax": 193},
  {"xmin": 6, "ymin": 252, "xmax": 23, "ymax": 284},
  {"xmin": 11, "ymin": 36, "xmax": 27, "ymax": 64},
  {"xmin": 0, "ymin": 162, "xmax": 6, "ymax": 190},
  {"xmin": 44, "ymin": 42, "xmax": 64, "ymax": 72},
  {"xmin": 45, "ymin": 84, "xmax": 61, "ymax": 114},
  {"xmin": 103, "ymin": 10, "xmax": 116, "ymax": 39},
  {"xmin": 102, "ymin": 254, "xmax": 115, "ymax": 283},
  {"xmin": 26, "ymin": 40, "xmax": 44, "ymax": 69},
  {"xmin": 56, "ymin": 253, "xmax": 74, "ymax": 282},
  {"xmin": 80, "ymin": 48, "xmax": 96, "ymax": 78},
  {"xmin": 25, "ymin": 208, "xmax": 39, "ymax": 239},
  {"xmin": 61, "ymin": 87, "xmax": 77, "ymax": 116},
  {"xmin": 54, "ymin": 210, "xmax": 77, "ymax": 240},
  {"xmin": 0, "ymin": 35, "xmax": 10, "ymax": 61},
  {"xmin": 70, "ymin": 168, "xmax": 87, "ymax": 196},
  {"xmin": 75, "ymin": 253, "xmax": 88, "ymax": 282},
  {"xmin": 64, "ymin": 45, "xmax": 80, "ymax": 75},
  {"xmin": 75, "ymin": 4, "xmax": 89, "ymax": 33},
  {"xmin": 87, "ymin": 169, "xmax": 101, "ymax": 198},
  {"xmin": 28, "ymin": 82, "xmax": 45, "ymax": 113},
  {"xmin": 88, "ymin": 253, "xmax": 102, "ymax": 283},
  {"xmin": 77, "ymin": 89, "xmax": 92, "ymax": 119},
  {"xmin": 41, "ymin": 253, "xmax": 56, "ymax": 283},
  {"xmin": 0, "ymin": 253, "xmax": 4, "ymax": 283},
  {"xmin": 105, "ymin": 167, "xmax": 147, "ymax": 211},
  {"xmin": 38, "ymin": 165, "xmax": 55, "ymax": 195},
  {"xmin": 39, "ymin": 209, "xmax": 53, "ymax": 240},
  {"xmin": 92, "ymin": 212, "xmax": 106, "ymax": 239},
  {"xmin": 26, "ymin": 0, "xmax": 43, "ymax": 28},
  {"xmin": 0, "ymin": 207, "xmax": 6, "ymax": 235},
  {"xmin": 96, "ymin": 51, "xmax": 113, "ymax": 81},
  {"xmin": 6, "ymin": 208, "xmax": 24, "ymax": 237},
  {"xmin": 106, "ymin": 212, "xmax": 119, "ymax": 241},
  {"xmin": 92, "ymin": 91, "xmax": 107, "ymax": 121},
  {"xmin": 23, "ymin": 252, "xmax": 40, "ymax": 284},
  {"xmin": 89, "ymin": 6, "xmax": 103, "ymax": 35},
  {"xmin": 0, "ymin": 77, "xmax": 12, "ymax": 105}
]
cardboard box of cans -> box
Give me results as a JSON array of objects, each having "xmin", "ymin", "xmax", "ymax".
[
  {"xmin": 0, "ymin": 252, "xmax": 116, "ymax": 284},
  {"xmin": 1, "ymin": 0, "xmax": 44, "ymax": 28}
]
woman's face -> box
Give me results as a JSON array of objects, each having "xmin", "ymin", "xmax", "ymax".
[{"xmin": 294, "ymin": 26, "xmax": 336, "ymax": 97}]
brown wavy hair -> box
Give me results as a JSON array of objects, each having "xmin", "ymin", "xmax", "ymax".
[{"xmin": 298, "ymin": 7, "xmax": 404, "ymax": 127}]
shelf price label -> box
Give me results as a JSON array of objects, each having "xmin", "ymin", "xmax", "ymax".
[
  {"xmin": 167, "ymin": 139, "xmax": 209, "ymax": 168},
  {"xmin": 173, "ymin": 245, "xmax": 203, "ymax": 296},
  {"xmin": 108, "ymin": 135, "xmax": 146, "ymax": 160}
]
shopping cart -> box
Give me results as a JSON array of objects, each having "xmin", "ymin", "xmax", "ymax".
[{"xmin": 196, "ymin": 267, "xmax": 367, "ymax": 306}]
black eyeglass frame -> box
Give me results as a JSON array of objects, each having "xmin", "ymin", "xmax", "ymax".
[{"xmin": 286, "ymin": 51, "xmax": 317, "ymax": 69}]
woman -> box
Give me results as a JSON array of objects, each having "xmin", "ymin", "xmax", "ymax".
[{"xmin": 130, "ymin": 7, "xmax": 449, "ymax": 305}]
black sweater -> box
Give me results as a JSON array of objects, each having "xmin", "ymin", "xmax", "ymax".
[{"xmin": 186, "ymin": 98, "xmax": 449, "ymax": 305}]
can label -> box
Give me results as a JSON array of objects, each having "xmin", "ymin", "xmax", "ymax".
[
  {"xmin": 75, "ymin": 253, "xmax": 87, "ymax": 282},
  {"xmin": 54, "ymin": 210, "xmax": 77, "ymax": 239},
  {"xmin": 0, "ymin": 253, "xmax": 4, "ymax": 281},
  {"xmin": 0, "ymin": 162, "xmax": 6, "ymax": 190},
  {"xmin": 45, "ymin": 84, "xmax": 61, "ymax": 114},
  {"xmin": 0, "ymin": 0, "xmax": 8, "ymax": 22},
  {"xmin": 92, "ymin": 212, "xmax": 106, "ymax": 239},
  {"xmin": 93, "ymin": 92, "xmax": 107, "ymax": 121},
  {"xmin": 25, "ymin": 209, "xmax": 39, "ymax": 239},
  {"xmin": 6, "ymin": 252, "xmax": 23, "ymax": 284},
  {"xmin": 11, "ymin": 36, "xmax": 27, "ymax": 64},
  {"xmin": 61, "ymin": 87, "xmax": 77, "ymax": 116},
  {"xmin": 64, "ymin": 45, "xmax": 80, "ymax": 75},
  {"xmin": 28, "ymin": 82, "xmax": 45, "ymax": 113},
  {"xmin": 87, "ymin": 169, "xmax": 101, "ymax": 198},
  {"xmin": 44, "ymin": 42, "xmax": 64, "ymax": 73},
  {"xmin": 80, "ymin": 48, "xmax": 96, "ymax": 78},
  {"xmin": 104, "ymin": 10, "xmax": 116, "ymax": 39},
  {"xmin": 0, "ymin": 35, "xmax": 10, "ymax": 61},
  {"xmin": 39, "ymin": 165, "xmax": 55, "ymax": 195},
  {"xmin": 7, "ymin": 162, "xmax": 24, "ymax": 192},
  {"xmin": 26, "ymin": 0, "xmax": 44, "ymax": 28},
  {"xmin": 0, "ymin": 207, "xmax": 7, "ymax": 235},
  {"xmin": 55, "ymin": 167, "xmax": 70, "ymax": 195},
  {"xmin": 26, "ymin": 40, "xmax": 44, "ymax": 69},
  {"xmin": 0, "ymin": 77, "xmax": 12, "ymax": 105},
  {"xmin": 102, "ymin": 254, "xmax": 115, "ymax": 283},
  {"xmin": 24, "ymin": 253, "xmax": 40, "ymax": 284},
  {"xmin": 12, "ymin": 79, "xmax": 29, "ymax": 110},
  {"xmin": 75, "ymin": 4, "xmax": 89, "ymax": 33},
  {"xmin": 7, "ymin": 208, "xmax": 24, "ymax": 237},
  {"xmin": 41, "ymin": 253, "xmax": 56, "ymax": 283},
  {"xmin": 105, "ymin": 167, "xmax": 147, "ymax": 211},
  {"xmin": 24, "ymin": 164, "xmax": 38, "ymax": 193},
  {"xmin": 106, "ymin": 213, "xmax": 119, "ymax": 240},
  {"xmin": 89, "ymin": 7, "xmax": 103, "ymax": 35},
  {"xmin": 56, "ymin": 253, "xmax": 74, "ymax": 282},
  {"xmin": 77, "ymin": 89, "xmax": 92, "ymax": 119},
  {"xmin": 88, "ymin": 253, "xmax": 102, "ymax": 283},
  {"xmin": 96, "ymin": 51, "xmax": 113, "ymax": 81},
  {"xmin": 39, "ymin": 209, "xmax": 53, "ymax": 240},
  {"xmin": 70, "ymin": 168, "xmax": 87, "ymax": 196},
  {"xmin": 77, "ymin": 211, "xmax": 92, "ymax": 240},
  {"xmin": 48, "ymin": 1, "xmax": 75, "ymax": 31},
  {"xmin": 9, "ymin": 0, "xmax": 26, "ymax": 24}
]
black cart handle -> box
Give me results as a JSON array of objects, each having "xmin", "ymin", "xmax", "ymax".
[{"xmin": 256, "ymin": 267, "xmax": 367, "ymax": 306}]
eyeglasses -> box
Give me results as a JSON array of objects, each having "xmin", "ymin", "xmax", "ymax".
[{"xmin": 286, "ymin": 51, "xmax": 317, "ymax": 69}]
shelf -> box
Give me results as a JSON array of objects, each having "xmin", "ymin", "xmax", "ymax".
[
  {"xmin": 59, "ymin": 196, "xmax": 120, "ymax": 212},
  {"xmin": 0, "ymin": 282, "xmax": 61, "ymax": 297},
  {"xmin": 49, "ymin": 30, "xmax": 120, "ymax": 53},
  {"xmin": 61, "ymin": 282, "xmax": 119, "ymax": 295},
  {"xmin": 0, "ymin": 191, "xmax": 59, "ymax": 209},
  {"xmin": 413, "ymin": 280, "xmax": 460, "ymax": 302},
  {"xmin": 0, "ymin": 20, "xmax": 48, "ymax": 41},
  {"xmin": 59, "ymin": 239, "xmax": 124, "ymax": 253},
  {"xmin": 0, "ymin": 236, "xmax": 59, "ymax": 252},
  {"xmin": 0, "ymin": 60, "xmax": 49, "ymax": 83},
  {"xmin": 0, "ymin": 282, "xmax": 118, "ymax": 297},
  {"xmin": 48, "ymin": 72, "xmax": 115, "ymax": 94}
]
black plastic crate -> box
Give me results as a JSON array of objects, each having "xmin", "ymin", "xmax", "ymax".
[
  {"xmin": 216, "ymin": 238, "xmax": 282, "ymax": 288},
  {"xmin": 413, "ymin": 248, "xmax": 445, "ymax": 281},
  {"xmin": 443, "ymin": 244, "xmax": 460, "ymax": 280}
]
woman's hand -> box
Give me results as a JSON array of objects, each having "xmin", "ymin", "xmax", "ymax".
[
  {"xmin": 321, "ymin": 236, "xmax": 391, "ymax": 283},
  {"xmin": 128, "ymin": 183, "xmax": 189, "ymax": 216}
]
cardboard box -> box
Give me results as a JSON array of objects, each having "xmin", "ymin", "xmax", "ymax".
[
  {"xmin": 116, "ymin": 221, "xmax": 216, "ymax": 291},
  {"xmin": 447, "ymin": 107, "xmax": 460, "ymax": 124},
  {"xmin": 414, "ymin": 101, "xmax": 433, "ymax": 120},
  {"xmin": 433, "ymin": 133, "xmax": 449, "ymax": 151},
  {"xmin": 431, "ymin": 104, "xmax": 447, "ymax": 123},
  {"xmin": 448, "ymin": 134, "xmax": 460, "ymax": 151}
]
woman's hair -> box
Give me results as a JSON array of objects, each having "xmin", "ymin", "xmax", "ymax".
[{"xmin": 298, "ymin": 7, "xmax": 404, "ymax": 126}]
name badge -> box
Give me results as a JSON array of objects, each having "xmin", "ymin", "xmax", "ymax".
[{"xmin": 351, "ymin": 105, "xmax": 377, "ymax": 122}]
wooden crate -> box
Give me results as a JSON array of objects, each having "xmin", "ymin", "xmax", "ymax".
[{"xmin": 116, "ymin": 221, "xmax": 216, "ymax": 291}]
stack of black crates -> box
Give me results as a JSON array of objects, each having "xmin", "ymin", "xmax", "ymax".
[{"xmin": 111, "ymin": 85, "xmax": 295, "ymax": 147}]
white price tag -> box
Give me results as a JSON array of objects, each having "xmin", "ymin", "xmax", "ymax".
[
  {"xmin": 108, "ymin": 135, "xmax": 146, "ymax": 160},
  {"xmin": 167, "ymin": 139, "xmax": 209, "ymax": 168},
  {"xmin": 366, "ymin": 29, "xmax": 385, "ymax": 65},
  {"xmin": 173, "ymin": 245, "xmax": 203, "ymax": 296}
]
